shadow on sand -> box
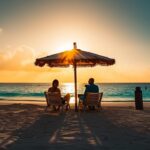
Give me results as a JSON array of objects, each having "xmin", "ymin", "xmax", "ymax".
[{"xmin": 2, "ymin": 109, "xmax": 150, "ymax": 150}]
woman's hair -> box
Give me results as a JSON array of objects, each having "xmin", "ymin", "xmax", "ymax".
[{"xmin": 52, "ymin": 79, "xmax": 59, "ymax": 87}]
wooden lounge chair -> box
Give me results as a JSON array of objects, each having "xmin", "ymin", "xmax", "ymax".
[
  {"xmin": 44, "ymin": 92, "xmax": 71, "ymax": 111},
  {"xmin": 44, "ymin": 91, "xmax": 63, "ymax": 111},
  {"xmin": 79, "ymin": 92, "xmax": 103, "ymax": 111}
]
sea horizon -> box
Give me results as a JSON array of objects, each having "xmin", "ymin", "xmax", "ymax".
[
  {"xmin": 0, "ymin": 83, "xmax": 150, "ymax": 103},
  {"xmin": 0, "ymin": 82, "xmax": 150, "ymax": 84}
]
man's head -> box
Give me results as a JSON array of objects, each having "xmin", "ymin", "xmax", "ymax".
[{"xmin": 88, "ymin": 78, "xmax": 94, "ymax": 85}]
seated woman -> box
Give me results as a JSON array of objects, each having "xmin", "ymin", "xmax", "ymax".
[{"xmin": 48, "ymin": 79, "xmax": 70, "ymax": 110}]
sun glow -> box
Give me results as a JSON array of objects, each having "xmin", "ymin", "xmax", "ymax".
[
  {"xmin": 0, "ymin": 1, "xmax": 149, "ymax": 83},
  {"xmin": 55, "ymin": 42, "xmax": 74, "ymax": 51}
]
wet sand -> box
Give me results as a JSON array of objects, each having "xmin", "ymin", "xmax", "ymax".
[{"xmin": 0, "ymin": 101, "xmax": 150, "ymax": 150}]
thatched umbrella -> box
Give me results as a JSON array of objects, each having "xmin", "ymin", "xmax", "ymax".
[{"xmin": 35, "ymin": 42, "xmax": 115, "ymax": 111}]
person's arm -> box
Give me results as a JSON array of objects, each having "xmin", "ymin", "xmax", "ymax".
[
  {"xmin": 97, "ymin": 85, "xmax": 99, "ymax": 93},
  {"xmin": 48, "ymin": 87, "xmax": 52, "ymax": 92},
  {"xmin": 59, "ymin": 88, "xmax": 61, "ymax": 94},
  {"xmin": 83, "ymin": 85, "xmax": 89, "ymax": 99},
  {"xmin": 57, "ymin": 88, "xmax": 61, "ymax": 96}
]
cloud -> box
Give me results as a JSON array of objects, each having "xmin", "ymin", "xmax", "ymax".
[{"xmin": 0, "ymin": 45, "xmax": 60, "ymax": 72}]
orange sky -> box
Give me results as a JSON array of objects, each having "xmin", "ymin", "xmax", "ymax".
[{"xmin": 0, "ymin": 0, "xmax": 149, "ymax": 83}]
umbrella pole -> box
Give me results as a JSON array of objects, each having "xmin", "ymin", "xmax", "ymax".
[{"xmin": 74, "ymin": 62, "xmax": 78, "ymax": 111}]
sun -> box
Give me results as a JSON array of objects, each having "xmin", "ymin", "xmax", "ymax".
[{"xmin": 55, "ymin": 42, "xmax": 74, "ymax": 51}]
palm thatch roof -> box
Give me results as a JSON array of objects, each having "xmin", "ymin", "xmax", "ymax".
[{"xmin": 35, "ymin": 48, "xmax": 115, "ymax": 67}]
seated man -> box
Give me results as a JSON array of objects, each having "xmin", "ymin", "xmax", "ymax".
[{"xmin": 80, "ymin": 78, "xmax": 99, "ymax": 109}]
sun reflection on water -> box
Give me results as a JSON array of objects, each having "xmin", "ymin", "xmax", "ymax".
[
  {"xmin": 62, "ymin": 83, "xmax": 75, "ymax": 104},
  {"xmin": 62, "ymin": 83, "xmax": 74, "ymax": 94},
  {"xmin": 69, "ymin": 97, "xmax": 75, "ymax": 104}
]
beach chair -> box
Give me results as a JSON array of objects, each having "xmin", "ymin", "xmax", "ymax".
[
  {"xmin": 79, "ymin": 92, "xmax": 103, "ymax": 111},
  {"xmin": 44, "ymin": 91, "xmax": 64, "ymax": 111}
]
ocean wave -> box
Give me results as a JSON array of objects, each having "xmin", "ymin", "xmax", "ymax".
[{"xmin": 0, "ymin": 92, "xmax": 44, "ymax": 97}]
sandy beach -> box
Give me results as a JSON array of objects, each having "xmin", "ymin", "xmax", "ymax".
[{"xmin": 0, "ymin": 101, "xmax": 150, "ymax": 150}]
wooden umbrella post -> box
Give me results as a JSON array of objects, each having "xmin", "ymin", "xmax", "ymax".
[
  {"xmin": 73, "ymin": 42, "xmax": 78, "ymax": 111},
  {"xmin": 74, "ymin": 61, "xmax": 78, "ymax": 111}
]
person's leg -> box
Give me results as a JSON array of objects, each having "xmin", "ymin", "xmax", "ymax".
[
  {"xmin": 63, "ymin": 93, "xmax": 71, "ymax": 110},
  {"xmin": 61, "ymin": 97, "xmax": 66, "ymax": 105},
  {"xmin": 79, "ymin": 96, "xmax": 83, "ymax": 107},
  {"xmin": 57, "ymin": 105, "xmax": 60, "ymax": 111},
  {"xmin": 79, "ymin": 95, "xmax": 84, "ymax": 102},
  {"xmin": 92, "ymin": 106, "xmax": 95, "ymax": 110},
  {"xmin": 53, "ymin": 105, "xmax": 57, "ymax": 111},
  {"xmin": 79, "ymin": 95, "xmax": 85, "ymax": 110},
  {"xmin": 66, "ymin": 93, "xmax": 71, "ymax": 110}
]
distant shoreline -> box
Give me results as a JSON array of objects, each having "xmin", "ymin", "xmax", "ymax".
[
  {"xmin": 0, "ymin": 99, "xmax": 150, "ymax": 108},
  {"xmin": 0, "ymin": 98, "xmax": 150, "ymax": 102},
  {"xmin": 0, "ymin": 98, "xmax": 150, "ymax": 104},
  {"xmin": 0, "ymin": 82, "xmax": 150, "ymax": 84}
]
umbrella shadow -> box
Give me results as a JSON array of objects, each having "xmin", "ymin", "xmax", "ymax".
[
  {"xmin": 2, "ymin": 110, "xmax": 150, "ymax": 150},
  {"xmin": 4, "ymin": 111, "xmax": 102, "ymax": 150},
  {"xmin": 48, "ymin": 111, "xmax": 103, "ymax": 149},
  {"xmin": 2, "ymin": 111, "xmax": 65, "ymax": 150}
]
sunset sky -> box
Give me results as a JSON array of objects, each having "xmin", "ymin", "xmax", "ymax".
[{"xmin": 0, "ymin": 0, "xmax": 149, "ymax": 83}]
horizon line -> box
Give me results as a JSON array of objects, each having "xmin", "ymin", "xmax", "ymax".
[{"xmin": 0, "ymin": 82, "xmax": 150, "ymax": 84}]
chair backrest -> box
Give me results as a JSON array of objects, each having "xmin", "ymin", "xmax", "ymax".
[
  {"xmin": 44, "ymin": 91, "xmax": 62, "ymax": 106},
  {"xmin": 86, "ymin": 92, "xmax": 103, "ymax": 105}
]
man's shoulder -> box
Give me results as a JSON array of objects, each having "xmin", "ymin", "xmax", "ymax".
[
  {"xmin": 95, "ymin": 84, "xmax": 99, "ymax": 88},
  {"xmin": 92, "ymin": 84, "xmax": 99, "ymax": 92},
  {"xmin": 95, "ymin": 84, "xmax": 99, "ymax": 89},
  {"xmin": 86, "ymin": 84, "xmax": 99, "ymax": 89},
  {"xmin": 92, "ymin": 84, "xmax": 98, "ymax": 87}
]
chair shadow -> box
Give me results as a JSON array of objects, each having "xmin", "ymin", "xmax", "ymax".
[
  {"xmin": 2, "ymin": 109, "xmax": 150, "ymax": 150},
  {"xmin": 79, "ymin": 110, "xmax": 150, "ymax": 150},
  {"xmin": 3, "ymin": 110, "xmax": 66, "ymax": 150}
]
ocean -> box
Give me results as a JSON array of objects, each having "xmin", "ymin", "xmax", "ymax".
[{"xmin": 0, "ymin": 83, "xmax": 150, "ymax": 103}]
